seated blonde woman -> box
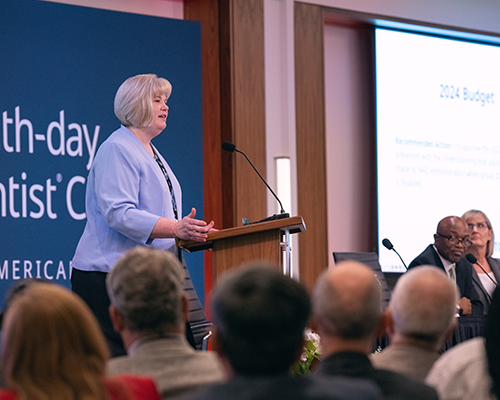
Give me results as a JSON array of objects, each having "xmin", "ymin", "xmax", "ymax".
[
  {"xmin": 462, "ymin": 209, "xmax": 500, "ymax": 314},
  {"xmin": 0, "ymin": 283, "xmax": 160, "ymax": 400}
]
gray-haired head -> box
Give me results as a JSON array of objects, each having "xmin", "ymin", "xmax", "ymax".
[
  {"xmin": 389, "ymin": 265, "xmax": 458, "ymax": 345},
  {"xmin": 106, "ymin": 247, "xmax": 184, "ymax": 334},
  {"xmin": 313, "ymin": 261, "xmax": 382, "ymax": 340}
]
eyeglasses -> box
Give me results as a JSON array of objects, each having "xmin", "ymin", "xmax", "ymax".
[
  {"xmin": 467, "ymin": 222, "xmax": 489, "ymax": 230},
  {"xmin": 436, "ymin": 232, "xmax": 472, "ymax": 247}
]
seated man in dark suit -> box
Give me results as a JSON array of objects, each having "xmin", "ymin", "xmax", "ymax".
[
  {"xmin": 408, "ymin": 215, "xmax": 483, "ymax": 315},
  {"xmin": 312, "ymin": 260, "xmax": 439, "ymax": 400},
  {"xmin": 176, "ymin": 263, "xmax": 382, "ymax": 400}
]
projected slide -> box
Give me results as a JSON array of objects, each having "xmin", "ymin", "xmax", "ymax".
[{"xmin": 376, "ymin": 28, "xmax": 500, "ymax": 272}]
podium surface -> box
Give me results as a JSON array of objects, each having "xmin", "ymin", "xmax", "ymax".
[{"xmin": 177, "ymin": 216, "xmax": 305, "ymax": 284}]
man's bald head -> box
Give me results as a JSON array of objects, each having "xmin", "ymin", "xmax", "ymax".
[
  {"xmin": 436, "ymin": 216, "xmax": 468, "ymax": 234},
  {"xmin": 389, "ymin": 266, "xmax": 458, "ymax": 345},
  {"xmin": 312, "ymin": 261, "xmax": 381, "ymax": 340}
]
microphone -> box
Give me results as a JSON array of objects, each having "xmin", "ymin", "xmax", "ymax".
[
  {"xmin": 222, "ymin": 141, "xmax": 236, "ymax": 152},
  {"xmin": 382, "ymin": 238, "xmax": 408, "ymax": 270},
  {"xmin": 465, "ymin": 253, "xmax": 477, "ymax": 264},
  {"xmin": 382, "ymin": 238, "xmax": 393, "ymax": 250},
  {"xmin": 466, "ymin": 254, "xmax": 498, "ymax": 287},
  {"xmin": 221, "ymin": 141, "xmax": 289, "ymax": 222}
]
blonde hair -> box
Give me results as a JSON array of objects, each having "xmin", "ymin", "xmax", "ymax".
[
  {"xmin": 462, "ymin": 209, "xmax": 495, "ymax": 258},
  {"xmin": 1, "ymin": 284, "xmax": 110, "ymax": 400},
  {"xmin": 114, "ymin": 73, "xmax": 172, "ymax": 128}
]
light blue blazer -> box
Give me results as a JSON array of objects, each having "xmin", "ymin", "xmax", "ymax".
[{"xmin": 72, "ymin": 126, "xmax": 181, "ymax": 273}]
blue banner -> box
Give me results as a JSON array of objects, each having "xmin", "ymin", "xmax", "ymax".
[{"xmin": 0, "ymin": 0, "xmax": 204, "ymax": 308}]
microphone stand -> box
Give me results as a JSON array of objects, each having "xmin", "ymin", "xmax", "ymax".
[
  {"xmin": 223, "ymin": 142, "xmax": 293, "ymax": 276},
  {"xmin": 223, "ymin": 142, "xmax": 289, "ymax": 224},
  {"xmin": 382, "ymin": 239, "xmax": 408, "ymax": 270},
  {"xmin": 472, "ymin": 260, "xmax": 498, "ymax": 287},
  {"xmin": 466, "ymin": 254, "xmax": 498, "ymax": 287}
]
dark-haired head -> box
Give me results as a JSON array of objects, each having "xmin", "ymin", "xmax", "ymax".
[
  {"xmin": 0, "ymin": 278, "xmax": 51, "ymax": 329},
  {"xmin": 211, "ymin": 263, "xmax": 311, "ymax": 376}
]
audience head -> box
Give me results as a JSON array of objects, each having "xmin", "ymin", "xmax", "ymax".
[
  {"xmin": 0, "ymin": 278, "xmax": 50, "ymax": 328},
  {"xmin": 1, "ymin": 284, "xmax": 110, "ymax": 399},
  {"xmin": 486, "ymin": 286, "xmax": 500, "ymax": 399},
  {"xmin": 107, "ymin": 247, "xmax": 185, "ymax": 335},
  {"xmin": 312, "ymin": 261, "xmax": 381, "ymax": 341},
  {"xmin": 211, "ymin": 262, "xmax": 311, "ymax": 376},
  {"xmin": 462, "ymin": 209, "xmax": 494, "ymax": 258},
  {"xmin": 114, "ymin": 73, "xmax": 172, "ymax": 128},
  {"xmin": 434, "ymin": 216, "xmax": 470, "ymax": 263},
  {"xmin": 388, "ymin": 266, "xmax": 458, "ymax": 347}
]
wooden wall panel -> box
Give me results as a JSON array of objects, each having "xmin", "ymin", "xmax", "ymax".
[
  {"xmin": 294, "ymin": 2, "xmax": 329, "ymax": 292},
  {"xmin": 227, "ymin": 0, "xmax": 267, "ymax": 226},
  {"xmin": 186, "ymin": 0, "xmax": 267, "ymax": 233},
  {"xmin": 185, "ymin": 0, "xmax": 223, "ymax": 230},
  {"xmin": 184, "ymin": 0, "xmax": 223, "ymax": 304},
  {"xmin": 184, "ymin": 0, "xmax": 267, "ymax": 301}
]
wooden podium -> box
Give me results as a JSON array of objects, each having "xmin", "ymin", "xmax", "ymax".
[{"xmin": 177, "ymin": 216, "xmax": 306, "ymax": 284}]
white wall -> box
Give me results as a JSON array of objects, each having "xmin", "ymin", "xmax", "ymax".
[
  {"xmin": 324, "ymin": 23, "xmax": 374, "ymax": 261},
  {"xmin": 263, "ymin": 0, "xmax": 300, "ymax": 276}
]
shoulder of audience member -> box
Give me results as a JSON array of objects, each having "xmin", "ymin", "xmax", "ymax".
[
  {"xmin": 0, "ymin": 389, "xmax": 17, "ymax": 400},
  {"xmin": 371, "ymin": 368, "xmax": 439, "ymax": 400},
  {"xmin": 171, "ymin": 374, "xmax": 384, "ymax": 400},
  {"xmin": 104, "ymin": 374, "xmax": 161, "ymax": 400},
  {"xmin": 426, "ymin": 337, "xmax": 486, "ymax": 385}
]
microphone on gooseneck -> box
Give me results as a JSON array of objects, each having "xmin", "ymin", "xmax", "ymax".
[
  {"xmin": 382, "ymin": 238, "xmax": 408, "ymax": 270},
  {"xmin": 466, "ymin": 253, "xmax": 498, "ymax": 287},
  {"xmin": 382, "ymin": 238, "xmax": 394, "ymax": 250},
  {"xmin": 221, "ymin": 141, "xmax": 236, "ymax": 152},
  {"xmin": 222, "ymin": 141, "xmax": 288, "ymax": 218},
  {"xmin": 465, "ymin": 253, "xmax": 477, "ymax": 264}
]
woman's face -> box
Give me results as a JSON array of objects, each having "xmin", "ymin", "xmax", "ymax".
[
  {"xmin": 467, "ymin": 215, "xmax": 492, "ymax": 249},
  {"xmin": 151, "ymin": 93, "xmax": 169, "ymax": 131}
]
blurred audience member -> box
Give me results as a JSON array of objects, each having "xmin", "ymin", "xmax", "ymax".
[
  {"xmin": 371, "ymin": 266, "xmax": 458, "ymax": 380},
  {"xmin": 106, "ymin": 247, "xmax": 225, "ymax": 399},
  {"xmin": 486, "ymin": 287, "xmax": 500, "ymax": 399},
  {"xmin": 0, "ymin": 284, "xmax": 160, "ymax": 400},
  {"xmin": 176, "ymin": 263, "xmax": 383, "ymax": 400},
  {"xmin": 408, "ymin": 216, "xmax": 483, "ymax": 315},
  {"xmin": 426, "ymin": 286, "xmax": 500, "ymax": 400},
  {"xmin": 0, "ymin": 278, "xmax": 50, "ymax": 329},
  {"xmin": 462, "ymin": 210, "xmax": 500, "ymax": 314},
  {"xmin": 0, "ymin": 278, "xmax": 51, "ymax": 389},
  {"xmin": 312, "ymin": 261, "xmax": 438, "ymax": 400}
]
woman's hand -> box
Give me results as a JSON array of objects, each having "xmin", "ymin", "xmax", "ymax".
[
  {"xmin": 150, "ymin": 208, "xmax": 216, "ymax": 241},
  {"xmin": 175, "ymin": 208, "xmax": 216, "ymax": 242}
]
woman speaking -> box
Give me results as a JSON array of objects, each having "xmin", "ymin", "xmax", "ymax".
[{"xmin": 71, "ymin": 74, "xmax": 214, "ymax": 356}]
